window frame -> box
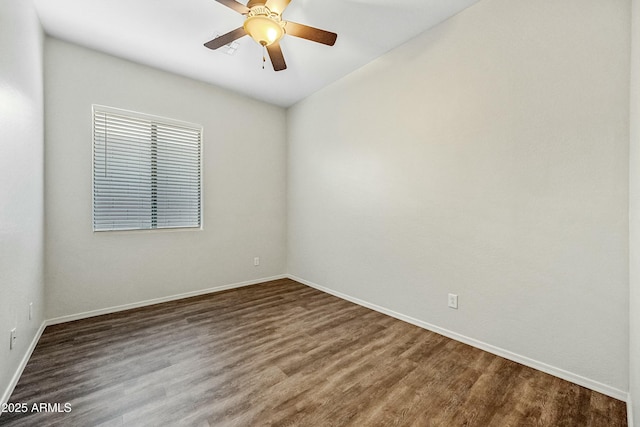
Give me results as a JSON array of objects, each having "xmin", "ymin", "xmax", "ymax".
[{"xmin": 91, "ymin": 105, "xmax": 204, "ymax": 233}]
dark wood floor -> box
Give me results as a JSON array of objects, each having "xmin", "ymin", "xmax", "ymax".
[{"xmin": 1, "ymin": 278, "xmax": 627, "ymax": 426}]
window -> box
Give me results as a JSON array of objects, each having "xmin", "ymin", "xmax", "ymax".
[{"xmin": 92, "ymin": 106, "xmax": 202, "ymax": 231}]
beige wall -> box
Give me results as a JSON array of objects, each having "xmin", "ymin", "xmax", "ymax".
[
  {"xmin": 44, "ymin": 39, "xmax": 287, "ymax": 319},
  {"xmin": 0, "ymin": 0, "xmax": 45, "ymax": 404},
  {"xmin": 630, "ymin": 0, "xmax": 640, "ymax": 422},
  {"xmin": 287, "ymin": 0, "xmax": 630, "ymax": 395}
]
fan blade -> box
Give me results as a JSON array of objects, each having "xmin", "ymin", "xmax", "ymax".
[
  {"xmin": 284, "ymin": 21, "xmax": 337, "ymax": 46},
  {"xmin": 266, "ymin": 42, "xmax": 287, "ymax": 71},
  {"xmin": 265, "ymin": 0, "xmax": 291, "ymax": 14},
  {"xmin": 215, "ymin": 0, "xmax": 250, "ymax": 15},
  {"xmin": 204, "ymin": 27, "xmax": 247, "ymax": 50}
]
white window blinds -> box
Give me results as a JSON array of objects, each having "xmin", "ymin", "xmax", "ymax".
[{"xmin": 93, "ymin": 106, "xmax": 202, "ymax": 231}]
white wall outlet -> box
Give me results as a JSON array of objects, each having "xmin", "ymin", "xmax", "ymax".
[
  {"xmin": 29, "ymin": 302, "xmax": 33, "ymax": 320},
  {"xmin": 448, "ymin": 293, "xmax": 459, "ymax": 309},
  {"xmin": 9, "ymin": 328, "xmax": 16, "ymax": 350},
  {"xmin": 254, "ymin": 257, "xmax": 260, "ymax": 266}
]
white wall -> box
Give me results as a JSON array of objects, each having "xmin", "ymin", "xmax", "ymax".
[
  {"xmin": 0, "ymin": 0, "xmax": 45, "ymax": 404},
  {"xmin": 288, "ymin": 0, "xmax": 630, "ymax": 395},
  {"xmin": 630, "ymin": 0, "xmax": 640, "ymax": 422},
  {"xmin": 44, "ymin": 38, "xmax": 287, "ymax": 319}
]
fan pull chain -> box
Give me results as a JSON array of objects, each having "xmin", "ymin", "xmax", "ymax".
[{"xmin": 262, "ymin": 44, "xmax": 266, "ymax": 70}]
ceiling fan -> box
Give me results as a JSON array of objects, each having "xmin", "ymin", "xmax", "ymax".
[{"xmin": 204, "ymin": 0, "xmax": 337, "ymax": 71}]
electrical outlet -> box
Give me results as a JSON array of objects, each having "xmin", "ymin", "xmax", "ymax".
[
  {"xmin": 254, "ymin": 257, "xmax": 260, "ymax": 266},
  {"xmin": 9, "ymin": 328, "xmax": 16, "ymax": 350},
  {"xmin": 448, "ymin": 294, "xmax": 458, "ymax": 309}
]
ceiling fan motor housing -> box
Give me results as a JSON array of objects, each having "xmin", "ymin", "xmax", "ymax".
[{"xmin": 247, "ymin": 0, "xmax": 291, "ymax": 14}]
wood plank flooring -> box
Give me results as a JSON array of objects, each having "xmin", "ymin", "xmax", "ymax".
[{"xmin": 0, "ymin": 278, "xmax": 627, "ymax": 426}]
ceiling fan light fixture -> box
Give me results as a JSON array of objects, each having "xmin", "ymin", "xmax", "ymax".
[
  {"xmin": 207, "ymin": 0, "xmax": 338, "ymax": 72},
  {"xmin": 243, "ymin": 15, "xmax": 284, "ymax": 46}
]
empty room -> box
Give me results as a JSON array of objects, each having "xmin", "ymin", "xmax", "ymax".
[{"xmin": 1, "ymin": 0, "xmax": 639, "ymax": 425}]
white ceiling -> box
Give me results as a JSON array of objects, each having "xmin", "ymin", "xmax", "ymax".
[{"xmin": 33, "ymin": 0, "xmax": 481, "ymax": 107}]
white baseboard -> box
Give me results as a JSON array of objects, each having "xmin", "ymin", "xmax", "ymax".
[
  {"xmin": 288, "ymin": 274, "xmax": 628, "ymax": 402},
  {"xmin": 1, "ymin": 321, "xmax": 46, "ymax": 408},
  {"xmin": 3, "ymin": 274, "xmax": 629, "ymax": 414},
  {"xmin": 46, "ymin": 275, "xmax": 288, "ymax": 326}
]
